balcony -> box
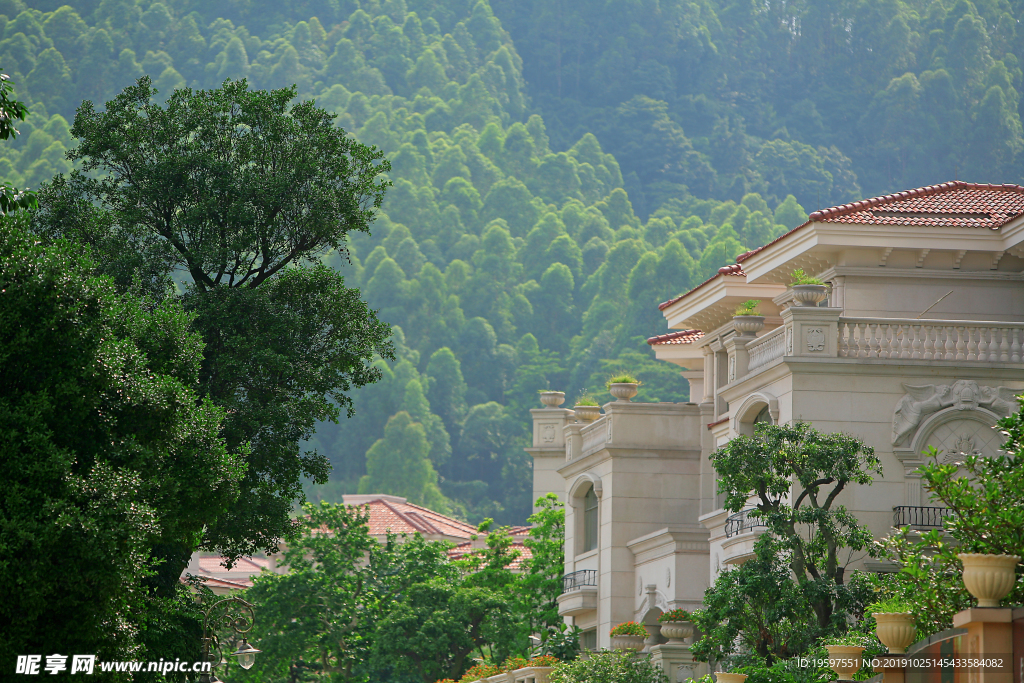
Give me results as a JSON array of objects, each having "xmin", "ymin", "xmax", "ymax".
[
  {"xmin": 562, "ymin": 569, "xmax": 597, "ymax": 593},
  {"xmin": 557, "ymin": 570, "xmax": 597, "ymax": 617},
  {"xmin": 892, "ymin": 506, "xmax": 951, "ymax": 529},
  {"xmin": 724, "ymin": 509, "xmax": 768, "ymax": 538}
]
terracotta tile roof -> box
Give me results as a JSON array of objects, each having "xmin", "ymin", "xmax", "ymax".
[
  {"xmin": 807, "ymin": 181, "xmax": 1024, "ymax": 228},
  {"xmin": 658, "ymin": 263, "xmax": 747, "ymax": 311},
  {"xmin": 197, "ymin": 576, "xmax": 253, "ymax": 590},
  {"xmin": 735, "ymin": 181, "xmax": 1024, "ymax": 266},
  {"xmin": 448, "ymin": 541, "xmax": 533, "ymax": 571},
  {"xmin": 343, "ymin": 495, "xmax": 479, "ymax": 541},
  {"xmin": 196, "ymin": 556, "xmax": 270, "ymax": 573},
  {"xmin": 646, "ymin": 329, "xmax": 704, "ymax": 346},
  {"xmin": 507, "ymin": 525, "xmax": 532, "ymax": 537}
]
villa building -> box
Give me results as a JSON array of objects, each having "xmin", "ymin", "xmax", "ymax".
[{"xmin": 527, "ymin": 181, "xmax": 1024, "ymax": 677}]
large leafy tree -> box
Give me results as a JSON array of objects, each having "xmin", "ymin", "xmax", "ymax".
[
  {"xmin": 0, "ymin": 70, "xmax": 37, "ymax": 214},
  {"xmin": 700, "ymin": 422, "xmax": 880, "ymax": 653},
  {"xmin": 31, "ymin": 77, "xmax": 395, "ymax": 575},
  {"xmin": 0, "ymin": 224, "xmax": 244, "ymax": 672}
]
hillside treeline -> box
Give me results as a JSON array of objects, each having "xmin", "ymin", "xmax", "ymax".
[{"xmin": 2, "ymin": 0, "xmax": 1020, "ymax": 523}]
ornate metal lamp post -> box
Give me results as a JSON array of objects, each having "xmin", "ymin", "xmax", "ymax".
[{"xmin": 198, "ymin": 596, "xmax": 261, "ymax": 683}]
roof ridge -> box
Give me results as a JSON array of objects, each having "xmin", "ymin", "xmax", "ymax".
[
  {"xmin": 398, "ymin": 499, "xmax": 477, "ymax": 531},
  {"xmin": 378, "ymin": 498, "xmax": 431, "ymax": 534},
  {"xmin": 646, "ymin": 329, "xmax": 703, "ymax": 345},
  {"xmin": 807, "ymin": 181, "xmax": 1024, "ymax": 222}
]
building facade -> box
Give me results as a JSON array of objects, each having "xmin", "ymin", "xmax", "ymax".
[{"xmin": 528, "ymin": 182, "xmax": 1024, "ymax": 671}]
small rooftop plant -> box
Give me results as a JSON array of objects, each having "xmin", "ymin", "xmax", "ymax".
[
  {"xmin": 823, "ymin": 633, "xmax": 871, "ymax": 647},
  {"xmin": 658, "ymin": 608, "xmax": 692, "ymax": 622},
  {"xmin": 606, "ymin": 373, "xmax": 640, "ymax": 387},
  {"xmin": 867, "ymin": 597, "xmax": 913, "ymax": 614},
  {"xmin": 575, "ymin": 391, "xmax": 599, "ymax": 406},
  {"xmin": 733, "ymin": 299, "xmax": 761, "ymax": 316},
  {"xmin": 500, "ymin": 657, "xmax": 529, "ymax": 673},
  {"xmin": 527, "ymin": 655, "xmax": 559, "ymax": 668},
  {"xmin": 790, "ymin": 269, "xmax": 825, "ymax": 286},
  {"xmin": 459, "ymin": 664, "xmax": 498, "ymax": 683}
]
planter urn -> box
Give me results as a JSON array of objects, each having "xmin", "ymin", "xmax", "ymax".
[
  {"xmin": 610, "ymin": 634, "xmax": 646, "ymax": 652},
  {"xmin": 732, "ymin": 315, "xmax": 765, "ymax": 336},
  {"xmin": 825, "ymin": 645, "xmax": 864, "ymax": 680},
  {"xmin": 608, "ymin": 383, "xmax": 639, "ymax": 402},
  {"xmin": 958, "ymin": 553, "xmax": 1021, "ymax": 607},
  {"xmin": 659, "ymin": 621, "xmax": 694, "ymax": 644},
  {"xmin": 873, "ymin": 613, "xmax": 916, "ymax": 654},
  {"xmin": 715, "ymin": 673, "xmax": 748, "ymax": 683},
  {"xmin": 574, "ymin": 405, "xmax": 601, "ymax": 422},
  {"xmin": 791, "ymin": 284, "xmax": 829, "ymax": 307},
  {"xmin": 539, "ymin": 391, "xmax": 565, "ymax": 408}
]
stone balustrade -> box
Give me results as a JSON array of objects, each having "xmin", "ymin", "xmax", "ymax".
[
  {"xmin": 746, "ymin": 326, "xmax": 786, "ymax": 371},
  {"xmin": 838, "ymin": 318, "xmax": 1024, "ymax": 363}
]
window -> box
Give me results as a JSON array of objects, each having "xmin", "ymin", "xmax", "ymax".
[
  {"xmin": 580, "ymin": 629, "xmax": 597, "ymax": 651},
  {"xmin": 753, "ymin": 405, "xmax": 772, "ymax": 425},
  {"xmin": 583, "ymin": 485, "xmax": 598, "ymax": 552}
]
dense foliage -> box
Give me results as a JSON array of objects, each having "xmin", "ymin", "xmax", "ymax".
[
  {"xmin": 0, "ymin": 223, "xmax": 243, "ymax": 674},
  {"xmin": 4, "ymin": 0, "xmax": 1022, "ymax": 522},
  {"xmin": 235, "ymin": 496, "xmax": 567, "ymax": 683},
  {"xmin": 30, "ymin": 78, "xmax": 396, "ymax": 578}
]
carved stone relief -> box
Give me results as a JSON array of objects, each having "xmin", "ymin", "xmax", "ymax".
[
  {"xmin": 925, "ymin": 418, "xmax": 1004, "ymax": 464},
  {"xmin": 541, "ymin": 424, "xmax": 555, "ymax": 443},
  {"xmin": 805, "ymin": 327, "xmax": 825, "ymax": 352},
  {"xmin": 892, "ymin": 380, "xmax": 1016, "ymax": 445}
]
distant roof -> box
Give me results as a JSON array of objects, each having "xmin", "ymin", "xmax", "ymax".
[
  {"xmin": 646, "ymin": 329, "xmax": 705, "ymax": 346},
  {"xmin": 342, "ymin": 494, "xmax": 480, "ymax": 541},
  {"xmin": 806, "ymin": 181, "xmax": 1024, "ymax": 228},
  {"xmin": 448, "ymin": 541, "xmax": 532, "ymax": 571}
]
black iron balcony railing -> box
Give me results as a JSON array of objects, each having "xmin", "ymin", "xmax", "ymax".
[
  {"xmin": 562, "ymin": 569, "xmax": 597, "ymax": 594},
  {"xmin": 724, "ymin": 508, "xmax": 769, "ymax": 539},
  {"xmin": 893, "ymin": 506, "xmax": 951, "ymax": 528}
]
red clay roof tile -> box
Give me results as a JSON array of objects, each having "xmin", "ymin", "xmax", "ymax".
[{"xmin": 646, "ymin": 329, "xmax": 705, "ymax": 346}]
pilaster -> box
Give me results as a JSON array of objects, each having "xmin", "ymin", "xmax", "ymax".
[{"xmin": 781, "ymin": 306, "xmax": 842, "ymax": 358}]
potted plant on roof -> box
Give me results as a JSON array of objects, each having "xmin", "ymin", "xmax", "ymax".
[
  {"xmin": 732, "ymin": 300, "xmax": 765, "ymax": 336},
  {"xmin": 574, "ymin": 391, "xmax": 601, "ymax": 423},
  {"xmin": 789, "ymin": 269, "xmax": 830, "ymax": 307},
  {"xmin": 538, "ymin": 390, "xmax": 566, "ymax": 408},
  {"xmin": 868, "ymin": 597, "xmax": 916, "ymax": 654},
  {"xmin": 657, "ymin": 609, "xmax": 693, "ymax": 644},
  {"xmin": 606, "ymin": 374, "xmax": 640, "ymax": 402},
  {"xmin": 823, "ymin": 634, "xmax": 868, "ymax": 681},
  {"xmin": 609, "ymin": 621, "xmax": 647, "ymax": 652}
]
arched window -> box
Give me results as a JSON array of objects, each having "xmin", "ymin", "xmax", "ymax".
[
  {"xmin": 583, "ymin": 485, "xmax": 598, "ymax": 552},
  {"xmin": 753, "ymin": 405, "xmax": 773, "ymax": 425}
]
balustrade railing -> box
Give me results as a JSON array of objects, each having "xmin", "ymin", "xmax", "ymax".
[
  {"xmin": 892, "ymin": 506, "xmax": 951, "ymax": 528},
  {"xmin": 747, "ymin": 326, "xmax": 786, "ymax": 371},
  {"xmin": 562, "ymin": 569, "xmax": 597, "ymax": 593},
  {"xmin": 838, "ymin": 318, "xmax": 1024, "ymax": 363},
  {"xmin": 724, "ymin": 508, "xmax": 768, "ymax": 538}
]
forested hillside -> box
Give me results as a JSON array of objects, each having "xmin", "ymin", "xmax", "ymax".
[{"xmin": 2, "ymin": 0, "xmax": 1021, "ymax": 524}]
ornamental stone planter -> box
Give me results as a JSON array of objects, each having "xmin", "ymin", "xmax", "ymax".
[
  {"xmin": 791, "ymin": 284, "xmax": 829, "ymax": 307},
  {"xmin": 715, "ymin": 673, "xmax": 748, "ymax": 683},
  {"xmin": 873, "ymin": 613, "xmax": 916, "ymax": 654},
  {"xmin": 608, "ymin": 383, "xmax": 639, "ymax": 402},
  {"xmin": 958, "ymin": 553, "xmax": 1021, "ymax": 607},
  {"xmin": 539, "ymin": 391, "xmax": 565, "ymax": 408},
  {"xmin": 732, "ymin": 315, "xmax": 765, "ymax": 336},
  {"xmin": 574, "ymin": 405, "xmax": 601, "ymax": 422},
  {"xmin": 610, "ymin": 634, "xmax": 646, "ymax": 652},
  {"xmin": 659, "ymin": 621, "xmax": 694, "ymax": 644},
  {"xmin": 825, "ymin": 645, "xmax": 864, "ymax": 680}
]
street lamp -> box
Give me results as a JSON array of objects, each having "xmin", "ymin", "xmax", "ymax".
[{"xmin": 199, "ymin": 596, "xmax": 261, "ymax": 683}]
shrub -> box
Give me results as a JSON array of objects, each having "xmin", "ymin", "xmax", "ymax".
[
  {"xmin": 733, "ymin": 299, "xmax": 761, "ymax": 316},
  {"xmin": 610, "ymin": 621, "xmax": 647, "ymax": 637},
  {"xmin": 500, "ymin": 657, "xmax": 529, "ymax": 672},
  {"xmin": 606, "ymin": 374, "xmax": 640, "ymax": 387},
  {"xmin": 867, "ymin": 597, "xmax": 913, "ymax": 614},
  {"xmin": 789, "ymin": 269, "xmax": 824, "ymax": 285},
  {"xmin": 459, "ymin": 664, "xmax": 499, "ymax": 682},
  {"xmin": 528, "ymin": 654, "xmax": 560, "ymax": 667},
  {"xmin": 575, "ymin": 391, "xmax": 599, "ymax": 406},
  {"xmin": 549, "ymin": 650, "xmax": 668, "ymax": 683},
  {"xmin": 823, "ymin": 634, "xmax": 871, "ymax": 647},
  {"xmin": 658, "ymin": 609, "xmax": 691, "ymax": 622}
]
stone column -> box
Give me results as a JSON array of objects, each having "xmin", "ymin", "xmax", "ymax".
[
  {"xmin": 781, "ymin": 306, "xmax": 842, "ymax": 359},
  {"xmin": 952, "ymin": 608, "xmax": 1014, "ymax": 683},
  {"xmin": 649, "ymin": 643, "xmax": 708, "ymax": 683},
  {"xmin": 723, "ymin": 336, "xmax": 750, "ymax": 383},
  {"xmin": 526, "ymin": 407, "xmax": 574, "ymax": 510},
  {"xmin": 680, "ymin": 369, "xmax": 704, "ymax": 405}
]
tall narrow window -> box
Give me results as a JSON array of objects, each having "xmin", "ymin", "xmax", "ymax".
[{"xmin": 583, "ymin": 485, "xmax": 598, "ymax": 552}]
